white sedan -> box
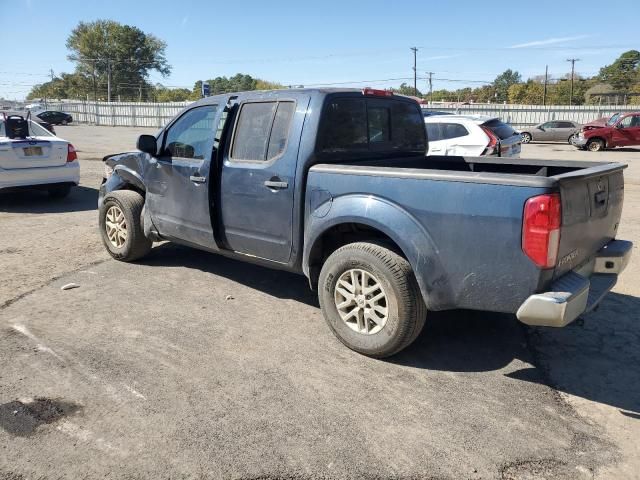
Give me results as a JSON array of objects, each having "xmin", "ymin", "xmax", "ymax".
[
  {"xmin": 425, "ymin": 115, "xmax": 522, "ymax": 158},
  {"xmin": 0, "ymin": 118, "xmax": 79, "ymax": 198}
]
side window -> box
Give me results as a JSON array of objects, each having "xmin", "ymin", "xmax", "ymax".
[
  {"xmin": 163, "ymin": 105, "xmax": 217, "ymax": 159},
  {"xmin": 541, "ymin": 122, "xmax": 554, "ymax": 129},
  {"xmin": 267, "ymin": 102, "xmax": 295, "ymax": 159},
  {"xmin": 620, "ymin": 116, "xmax": 634, "ymax": 128},
  {"xmin": 629, "ymin": 115, "xmax": 640, "ymax": 127},
  {"xmin": 440, "ymin": 123, "xmax": 469, "ymax": 140},
  {"xmin": 231, "ymin": 101, "xmax": 295, "ymax": 161},
  {"xmin": 559, "ymin": 121, "xmax": 575, "ymax": 128},
  {"xmin": 425, "ymin": 123, "xmax": 442, "ymax": 142}
]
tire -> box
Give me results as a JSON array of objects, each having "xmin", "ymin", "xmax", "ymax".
[
  {"xmin": 521, "ymin": 132, "xmax": 532, "ymax": 144},
  {"xmin": 587, "ymin": 138, "xmax": 605, "ymax": 152},
  {"xmin": 568, "ymin": 134, "xmax": 577, "ymax": 144},
  {"xmin": 48, "ymin": 184, "xmax": 71, "ymax": 199},
  {"xmin": 99, "ymin": 190, "xmax": 152, "ymax": 262},
  {"xmin": 318, "ymin": 241, "xmax": 427, "ymax": 358}
]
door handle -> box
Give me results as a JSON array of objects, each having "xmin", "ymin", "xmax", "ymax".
[
  {"xmin": 264, "ymin": 179, "xmax": 288, "ymax": 190},
  {"xmin": 190, "ymin": 175, "xmax": 206, "ymax": 184}
]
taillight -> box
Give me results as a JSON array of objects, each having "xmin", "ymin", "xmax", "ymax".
[
  {"xmin": 67, "ymin": 143, "xmax": 77, "ymax": 162},
  {"xmin": 481, "ymin": 126, "xmax": 499, "ymax": 155},
  {"xmin": 362, "ymin": 88, "xmax": 394, "ymax": 97},
  {"xmin": 522, "ymin": 193, "xmax": 561, "ymax": 268}
]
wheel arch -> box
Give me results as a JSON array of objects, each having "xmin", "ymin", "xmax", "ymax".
[{"xmin": 303, "ymin": 195, "xmax": 454, "ymax": 310}]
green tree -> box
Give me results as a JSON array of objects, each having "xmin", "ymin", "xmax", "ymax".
[
  {"xmin": 154, "ymin": 86, "xmax": 192, "ymax": 102},
  {"xmin": 66, "ymin": 19, "xmax": 170, "ymax": 101},
  {"xmin": 598, "ymin": 50, "xmax": 640, "ymax": 91},
  {"xmin": 392, "ymin": 82, "xmax": 422, "ymax": 97},
  {"xmin": 508, "ymin": 80, "xmax": 544, "ymax": 104},
  {"xmin": 493, "ymin": 69, "xmax": 522, "ymax": 102}
]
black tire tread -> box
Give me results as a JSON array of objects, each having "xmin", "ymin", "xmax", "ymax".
[
  {"xmin": 320, "ymin": 241, "xmax": 427, "ymax": 357},
  {"xmin": 100, "ymin": 190, "xmax": 152, "ymax": 262}
]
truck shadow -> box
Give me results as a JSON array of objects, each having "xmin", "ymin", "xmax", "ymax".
[
  {"xmin": 0, "ymin": 186, "xmax": 97, "ymax": 214},
  {"xmin": 140, "ymin": 242, "xmax": 318, "ymax": 307},
  {"xmin": 395, "ymin": 293, "xmax": 640, "ymax": 417},
  {"xmin": 141, "ymin": 243, "xmax": 640, "ymax": 417}
]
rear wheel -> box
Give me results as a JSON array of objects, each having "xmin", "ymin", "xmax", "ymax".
[
  {"xmin": 568, "ymin": 134, "xmax": 577, "ymax": 144},
  {"xmin": 318, "ymin": 241, "xmax": 427, "ymax": 358},
  {"xmin": 99, "ymin": 190, "xmax": 152, "ymax": 262},
  {"xmin": 48, "ymin": 184, "xmax": 71, "ymax": 199},
  {"xmin": 587, "ymin": 138, "xmax": 605, "ymax": 152},
  {"xmin": 521, "ymin": 132, "xmax": 532, "ymax": 144}
]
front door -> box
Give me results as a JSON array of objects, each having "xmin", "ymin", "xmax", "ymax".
[
  {"xmin": 145, "ymin": 104, "xmax": 219, "ymax": 250},
  {"xmin": 611, "ymin": 114, "xmax": 640, "ymax": 147},
  {"xmin": 219, "ymin": 98, "xmax": 307, "ymax": 263}
]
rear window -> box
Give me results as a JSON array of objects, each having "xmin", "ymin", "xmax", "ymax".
[
  {"xmin": 317, "ymin": 97, "xmax": 426, "ymax": 154},
  {"xmin": 482, "ymin": 119, "xmax": 517, "ymax": 140}
]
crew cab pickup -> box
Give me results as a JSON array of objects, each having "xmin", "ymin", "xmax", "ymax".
[{"xmin": 99, "ymin": 88, "xmax": 632, "ymax": 357}]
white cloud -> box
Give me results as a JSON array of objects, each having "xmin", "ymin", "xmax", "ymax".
[{"xmin": 509, "ymin": 35, "xmax": 591, "ymax": 49}]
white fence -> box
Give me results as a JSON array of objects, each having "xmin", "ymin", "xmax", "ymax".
[
  {"xmin": 424, "ymin": 104, "xmax": 639, "ymax": 127},
  {"xmin": 46, "ymin": 100, "xmax": 191, "ymax": 128},
  {"xmin": 43, "ymin": 99, "xmax": 639, "ymax": 129}
]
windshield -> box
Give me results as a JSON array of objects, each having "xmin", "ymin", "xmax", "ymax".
[{"xmin": 606, "ymin": 113, "xmax": 620, "ymax": 126}]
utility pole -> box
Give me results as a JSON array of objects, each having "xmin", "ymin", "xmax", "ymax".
[
  {"xmin": 92, "ymin": 60, "xmax": 98, "ymax": 102},
  {"xmin": 107, "ymin": 59, "xmax": 112, "ymax": 103},
  {"xmin": 49, "ymin": 69, "xmax": 55, "ymax": 82},
  {"xmin": 542, "ymin": 65, "xmax": 548, "ymax": 106},
  {"xmin": 426, "ymin": 71, "xmax": 434, "ymax": 104},
  {"xmin": 566, "ymin": 58, "xmax": 580, "ymax": 106},
  {"xmin": 410, "ymin": 47, "xmax": 418, "ymax": 96}
]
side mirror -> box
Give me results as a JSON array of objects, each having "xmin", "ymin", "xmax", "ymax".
[
  {"xmin": 538, "ymin": 126, "xmax": 545, "ymax": 131},
  {"xmin": 616, "ymin": 123, "xmax": 624, "ymax": 129},
  {"xmin": 137, "ymin": 134, "xmax": 157, "ymax": 155}
]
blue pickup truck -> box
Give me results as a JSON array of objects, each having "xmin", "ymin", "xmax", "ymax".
[{"xmin": 99, "ymin": 88, "xmax": 632, "ymax": 357}]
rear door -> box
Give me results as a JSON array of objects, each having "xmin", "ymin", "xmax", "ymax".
[
  {"xmin": 439, "ymin": 122, "xmax": 472, "ymax": 156},
  {"xmin": 219, "ymin": 98, "xmax": 305, "ymax": 263},
  {"xmin": 553, "ymin": 121, "xmax": 578, "ymax": 142},
  {"xmin": 425, "ymin": 123, "xmax": 445, "ymax": 155},
  {"xmin": 0, "ymin": 120, "xmax": 67, "ymax": 169}
]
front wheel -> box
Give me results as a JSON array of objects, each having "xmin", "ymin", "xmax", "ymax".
[
  {"xmin": 587, "ymin": 139, "xmax": 605, "ymax": 152},
  {"xmin": 318, "ymin": 241, "xmax": 427, "ymax": 358},
  {"xmin": 520, "ymin": 132, "xmax": 532, "ymax": 144},
  {"xmin": 99, "ymin": 190, "xmax": 152, "ymax": 262}
]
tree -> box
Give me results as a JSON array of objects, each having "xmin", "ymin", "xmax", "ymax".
[
  {"xmin": 598, "ymin": 50, "xmax": 640, "ymax": 91},
  {"xmin": 154, "ymin": 86, "xmax": 192, "ymax": 102},
  {"xmin": 393, "ymin": 83, "xmax": 422, "ymax": 97},
  {"xmin": 493, "ymin": 69, "xmax": 522, "ymax": 102},
  {"xmin": 66, "ymin": 19, "xmax": 170, "ymax": 101}
]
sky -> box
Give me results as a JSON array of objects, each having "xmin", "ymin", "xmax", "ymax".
[{"xmin": 0, "ymin": 0, "xmax": 638, "ymax": 100}]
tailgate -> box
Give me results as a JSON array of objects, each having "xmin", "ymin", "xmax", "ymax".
[
  {"xmin": 554, "ymin": 163, "xmax": 625, "ymax": 277},
  {"xmin": 0, "ymin": 138, "xmax": 67, "ymax": 169}
]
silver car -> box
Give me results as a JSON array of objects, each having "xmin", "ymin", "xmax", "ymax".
[{"xmin": 520, "ymin": 120, "xmax": 581, "ymax": 144}]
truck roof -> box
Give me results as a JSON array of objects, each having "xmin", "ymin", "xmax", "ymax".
[{"xmin": 190, "ymin": 88, "xmax": 420, "ymax": 107}]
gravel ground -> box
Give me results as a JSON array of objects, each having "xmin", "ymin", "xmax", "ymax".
[{"xmin": 0, "ymin": 126, "xmax": 638, "ymax": 479}]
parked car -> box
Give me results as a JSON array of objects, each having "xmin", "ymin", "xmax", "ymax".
[
  {"xmin": 35, "ymin": 119, "xmax": 56, "ymax": 134},
  {"xmin": 99, "ymin": 88, "xmax": 631, "ymax": 358},
  {"xmin": 520, "ymin": 120, "xmax": 581, "ymax": 144},
  {"xmin": 573, "ymin": 112, "xmax": 640, "ymax": 151},
  {"xmin": 36, "ymin": 110, "xmax": 73, "ymax": 125},
  {"xmin": 424, "ymin": 115, "xmax": 522, "ymax": 157},
  {"xmin": 0, "ymin": 115, "xmax": 79, "ymax": 198}
]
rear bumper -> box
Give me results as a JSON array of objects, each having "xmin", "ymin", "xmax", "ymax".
[
  {"xmin": 0, "ymin": 162, "xmax": 80, "ymax": 191},
  {"xmin": 516, "ymin": 239, "xmax": 632, "ymax": 327}
]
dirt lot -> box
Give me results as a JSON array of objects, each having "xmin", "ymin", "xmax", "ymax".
[{"xmin": 0, "ymin": 125, "xmax": 638, "ymax": 479}]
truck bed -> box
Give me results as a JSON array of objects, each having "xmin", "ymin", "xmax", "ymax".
[{"xmin": 307, "ymin": 155, "xmax": 625, "ymax": 312}]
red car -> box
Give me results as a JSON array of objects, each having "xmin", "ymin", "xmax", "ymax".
[{"xmin": 573, "ymin": 112, "xmax": 640, "ymax": 151}]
